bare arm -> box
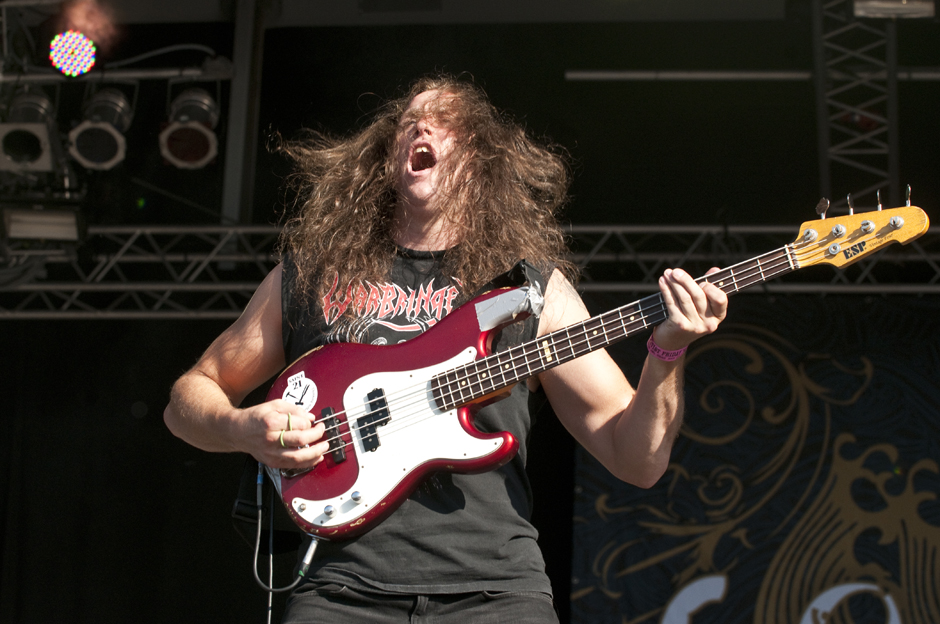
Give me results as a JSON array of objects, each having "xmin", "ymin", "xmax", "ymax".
[
  {"xmin": 163, "ymin": 264, "xmax": 329, "ymax": 470},
  {"xmin": 535, "ymin": 267, "xmax": 727, "ymax": 487}
]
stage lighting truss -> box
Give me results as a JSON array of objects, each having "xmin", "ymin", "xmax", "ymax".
[
  {"xmin": 0, "ymin": 223, "xmax": 938, "ymax": 318},
  {"xmin": 159, "ymin": 87, "xmax": 220, "ymax": 170},
  {"xmin": 0, "ymin": 90, "xmax": 59, "ymax": 173},
  {"xmin": 68, "ymin": 86, "xmax": 136, "ymax": 171}
]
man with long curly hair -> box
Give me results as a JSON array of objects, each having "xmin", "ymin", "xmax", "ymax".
[{"xmin": 164, "ymin": 75, "xmax": 727, "ymax": 622}]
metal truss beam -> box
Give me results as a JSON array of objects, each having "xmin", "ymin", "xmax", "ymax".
[
  {"xmin": 0, "ymin": 225, "xmax": 279, "ymax": 319},
  {"xmin": 1, "ymin": 222, "xmax": 937, "ymax": 319},
  {"xmin": 812, "ymin": 0, "xmax": 900, "ymax": 210},
  {"xmin": 569, "ymin": 223, "xmax": 940, "ymax": 294}
]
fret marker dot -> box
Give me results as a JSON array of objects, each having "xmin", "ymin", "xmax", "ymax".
[
  {"xmin": 719, "ymin": 281, "xmax": 724, "ymax": 286},
  {"xmin": 630, "ymin": 316, "xmax": 635, "ymax": 321}
]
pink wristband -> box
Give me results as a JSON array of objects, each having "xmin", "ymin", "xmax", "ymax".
[{"xmin": 647, "ymin": 334, "xmax": 687, "ymax": 362}]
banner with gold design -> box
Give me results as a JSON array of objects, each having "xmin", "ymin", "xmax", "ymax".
[{"xmin": 571, "ymin": 295, "xmax": 940, "ymax": 624}]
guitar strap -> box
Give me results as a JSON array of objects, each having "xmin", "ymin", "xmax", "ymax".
[{"xmin": 230, "ymin": 259, "xmax": 545, "ymax": 552}]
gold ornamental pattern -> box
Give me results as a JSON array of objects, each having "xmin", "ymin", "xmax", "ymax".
[
  {"xmin": 571, "ymin": 298, "xmax": 940, "ymax": 624},
  {"xmin": 755, "ymin": 432, "xmax": 940, "ymax": 623}
]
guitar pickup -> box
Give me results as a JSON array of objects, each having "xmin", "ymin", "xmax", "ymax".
[
  {"xmin": 359, "ymin": 389, "xmax": 391, "ymax": 453},
  {"xmin": 321, "ymin": 407, "xmax": 347, "ymax": 464}
]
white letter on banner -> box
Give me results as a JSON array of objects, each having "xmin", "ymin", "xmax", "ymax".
[
  {"xmin": 660, "ymin": 575, "xmax": 728, "ymax": 624},
  {"xmin": 799, "ymin": 583, "xmax": 901, "ymax": 624}
]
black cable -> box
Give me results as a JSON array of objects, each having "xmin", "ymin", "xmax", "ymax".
[
  {"xmin": 103, "ymin": 44, "xmax": 217, "ymax": 69},
  {"xmin": 267, "ymin": 485, "xmax": 274, "ymax": 624},
  {"xmin": 251, "ymin": 463, "xmax": 319, "ymax": 594}
]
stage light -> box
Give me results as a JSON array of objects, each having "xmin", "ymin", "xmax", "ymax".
[
  {"xmin": 853, "ymin": 0, "xmax": 935, "ymax": 18},
  {"xmin": 68, "ymin": 88, "xmax": 133, "ymax": 170},
  {"xmin": 0, "ymin": 91, "xmax": 57, "ymax": 172},
  {"xmin": 2, "ymin": 206, "xmax": 82, "ymax": 242},
  {"xmin": 159, "ymin": 88, "xmax": 220, "ymax": 170},
  {"xmin": 50, "ymin": 30, "xmax": 97, "ymax": 77}
]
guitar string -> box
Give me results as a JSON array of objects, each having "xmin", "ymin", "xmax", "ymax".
[
  {"xmin": 313, "ymin": 244, "xmax": 795, "ymax": 429},
  {"xmin": 294, "ymin": 221, "xmax": 883, "ymax": 451},
  {"xmin": 303, "ymin": 257, "xmax": 796, "ymax": 459},
  {"xmin": 360, "ymin": 246, "xmax": 798, "ymax": 446},
  {"xmin": 345, "ymin": 233, "xmax": 887, "ymax": 450},
  {"xmin": 277, "ymin": 227, "xmax": 895, "ymax": 527},
  {"xmin": 433, "ymin": 245, "xmax": 800, "ymax": 410},
  {"xmin": 294, "ymin": 244, "xmax": 804, "ymax": 455},
  {"xmin": 295, "ymin": 246, "xmax": 801, "ymax": 453},
  {"xmin": 314, "ymin": 234, "xmax": 872, "ymax": 450},
  {"xmin": 308, "ymin": 249, "xmax": 799, "ymax": 454},
  {"xmin": 304, "ymin": 210, "xmax": 895, "ymax": 450}
]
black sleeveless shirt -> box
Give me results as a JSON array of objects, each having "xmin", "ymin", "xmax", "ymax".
[{"xmin": 281, "ymin": 248, "xmax": 553, "ymax": 595}]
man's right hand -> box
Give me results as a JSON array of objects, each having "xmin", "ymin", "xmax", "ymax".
[{"xmin": 234, "ymin": 399, "xmax": 330, "ymax": 469}]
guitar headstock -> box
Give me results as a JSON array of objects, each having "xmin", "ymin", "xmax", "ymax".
[{"xmin": 791, "ymin": 205, "xmax": 929, "ymax": 269}]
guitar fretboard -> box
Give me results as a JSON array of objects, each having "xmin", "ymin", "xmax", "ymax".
[{"xmin": 430, "ymin": 244, "xmax": 797, "ymax": 411}]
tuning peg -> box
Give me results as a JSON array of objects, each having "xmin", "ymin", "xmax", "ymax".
[
  {"xmin": 906, "ymin": 184, "xmax": 911, "ymax": 206},
  {"xmin": 846, "ymin": 193, "xmax": 855, "ymax": 215},
  {"xmin": 815, "ymin": 197, "xmax": 830, "ymax": 220},
  {"xmin": 876, "ymin": 189, "xmax": 883, "ymax": 211}
]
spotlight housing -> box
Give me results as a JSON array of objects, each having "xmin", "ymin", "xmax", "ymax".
[
  {"xmin": 853, "ymin": 0, "xmax": 935, "ymax": 18},
  {"xmin": 2, "ymin": 205, "xmax": 83, "ymax": 242},
  {"xmin": 0, "ymin": 91, "xmax": 57, "ymax": 172},
  {"xmin": 159, "ymin": 88, "xmax": 220, "ymax": 170},
  {"xmin": 69, "ymin": 88, "xmax": 133, "ymax": 171}
]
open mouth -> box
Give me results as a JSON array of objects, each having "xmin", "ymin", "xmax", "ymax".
[{"xmin": 411, "ymin": 145, "xmax": 436, "ymax": 172}]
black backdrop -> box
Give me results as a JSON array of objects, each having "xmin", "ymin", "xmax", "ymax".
[
  {"xmin": 0, "ymin": 316, "xmax": 577, "ymax": 623},
  {"xmin": 73, "ymin": 16, "xmax": 940, "ymax": 230}
]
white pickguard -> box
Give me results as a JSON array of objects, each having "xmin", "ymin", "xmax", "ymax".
[{"xmin": 281, "ymin": 347, "xmax": 506, "ymax": 531}]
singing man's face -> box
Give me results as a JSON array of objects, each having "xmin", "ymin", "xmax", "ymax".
[{"xmin": 394, "ymin": 89, "xmax": 460, "ymax": 209}]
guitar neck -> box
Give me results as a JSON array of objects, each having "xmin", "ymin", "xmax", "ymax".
[{"xmin": 432, "ymin": 244, "xmax": 797, "ymax": 410}]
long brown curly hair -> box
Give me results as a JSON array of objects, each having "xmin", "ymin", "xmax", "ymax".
[{"xmin": 277, "ymin": 74, "xmax": 576, "ymax": 310}]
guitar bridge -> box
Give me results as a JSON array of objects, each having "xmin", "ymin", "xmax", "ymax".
[
  {"xmin": 321, "ymin": 407, "xmax": 347, "ymax": 464},
  {"xmin": 278, "ymin": 406, "xmax": 347, "ymax": 478}
]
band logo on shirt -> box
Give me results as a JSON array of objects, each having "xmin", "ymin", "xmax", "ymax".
[{"xmin": 321, "ymin": 272, "xmax": 460, "ymax": 330}]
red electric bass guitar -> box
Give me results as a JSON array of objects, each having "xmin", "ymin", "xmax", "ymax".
[{"xmin": 265, "ymin": 204, "xmax": 929, "ymax": 540}]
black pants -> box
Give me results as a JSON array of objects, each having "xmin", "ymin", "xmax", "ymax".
[{"xmin": 283, "ymin": 583, "xmax": 560, "ymax": 623}]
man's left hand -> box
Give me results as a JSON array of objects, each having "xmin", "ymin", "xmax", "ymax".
[{"xmin": 653, "ymin": 267, "xmax": 728, "ymax": 352}]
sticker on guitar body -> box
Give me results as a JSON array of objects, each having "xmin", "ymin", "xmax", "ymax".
[{"xmin": 282, "ymin": 371, "xmax": 318, "ymax": 412}]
